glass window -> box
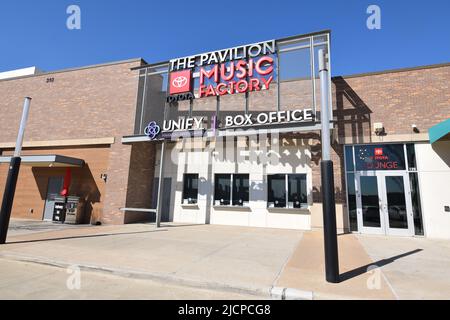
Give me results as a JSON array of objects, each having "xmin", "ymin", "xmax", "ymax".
[
  {"xmin": 214, "ymin": 174, "xmax": 231, "ymax": 206},
  {"xmin": 346, "ymin": 173, "xmax": 358, "ymax": 232},
  {"xmin": 406, "ymin": 144, "xmax": 417, "ymax": 171},
  {"xmin": 232, "ymin": 174, "xmax": 249, "ymax": 206},
  {"xmin": 409, "ymin": 172, "xmax": 424, "ymax": 236},
  {"xmin": 279, "ymin": 47, "xmax": 313, "ymax": 111},
  {"xmin": 268, "ymin": 175, "xmax": 286, "ymax": 208},
  {"xmin": 214, "ymin": 174, "xmax": 249, "ymax": 206},
  {"xmin": 182, "ymin": 174, "xmax": 198, "ymax": 204},
  {"xmin": 137, "ymin": 65, "xmax": 168, "ymax": 135},
  {"xmin": 345, "ymin": 146, "xmax": 354, "ymax": 172},
  {"xmin": 268, "ymin": 174, "xmax": 307, "ymax": 208},
  {"xmin": 288, "ymin": 175, "xmax": 307, "ymax": 208}
]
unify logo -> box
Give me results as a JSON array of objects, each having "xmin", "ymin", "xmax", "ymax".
[
  {"xmin": 169, "ymin": 70, "xmax": 191, "ymax": 95},
  {"xmin": 144, "ymin": 121, "xmax": 161, "ymax": 140}
]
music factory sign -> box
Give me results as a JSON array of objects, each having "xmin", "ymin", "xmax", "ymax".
[{"xmin": 167, "ymin": 40, "xmax": 276, "ymax": 102}]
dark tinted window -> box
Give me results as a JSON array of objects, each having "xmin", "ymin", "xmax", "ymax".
[
  {"xmin": 345, "ymin": 146, "xmax": 354, "ymax": 171},
  {"xmin": 214, "ymin": 174, "xmax": 231, "ymax": 206},
  {"xmin": 232, "ymin": 174, "xmax": 249, "ymax": 206},
  {"xmin": 288, "ymin": 175, "xmax": 307, "ymax": 208},
  {"xmin": 406, "ymin": 144, "xmax": 417, "ymax": 171},
  {"xmin": 268, "ymin": 175, "xmax": 286, "ymax": 208},
  {"xmin": 410, "ymin": 173, "xmax": 424, "ymax": 235},
  {"xmin": 347, "ymin": 173, "xmax": 358, "ymax": 231},
  {"xmin": 182, "ymin": 174, "xmax": 198, "ymax": 204}
]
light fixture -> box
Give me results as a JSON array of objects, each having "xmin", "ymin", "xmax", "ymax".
[{"xmin": 374, "ymin": 122, "xmax": 385, "ymax": 136}]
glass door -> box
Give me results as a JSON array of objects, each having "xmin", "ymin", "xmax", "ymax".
[
  {"xmin": 356, "ymin": 172, "xmax": 385, "ymax": 234},
  {"xmin": 381, "ymin": 172, "xmax": 414, "ymax": 236},
  {"xmin": 355, "ymin": 172, "xmax": 414, "ymax": 236}
]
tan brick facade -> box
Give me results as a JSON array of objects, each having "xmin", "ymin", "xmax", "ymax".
[
  {"xmin": 0, "ymin": 146, "xmax": 110, "ymax": 223},
  {"xmin": 333, "ymin": 64, "xmax": 450, "ymax": 143},
  {"xmin": 0, "ymin": 59, "xmax": 145, "ymax": 224},
  {"xmin": 0, "ymin": 58, "xmax": 448, "ymax": 229}
]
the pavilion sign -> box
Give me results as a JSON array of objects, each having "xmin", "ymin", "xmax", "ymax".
[{"xmin": 167, "ymin": 40, "xmax": 276, "ymax": 102}]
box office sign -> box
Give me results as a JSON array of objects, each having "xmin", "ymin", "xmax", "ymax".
[
  {"xmin": 167, "ymin": 40, "xmax": 276, "ymax": 101},
  {"xmin": 146, "ymin": 108, "xmax": 314, "ymax": 139}
]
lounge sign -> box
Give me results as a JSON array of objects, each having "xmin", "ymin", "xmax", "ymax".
[
  {"xmin": 355, "ymin": 144, "xmax": 406, "ymax": 171},
  {"xmin": 167, "ymin": 40, "xmax": 276, "ymax": 102}
]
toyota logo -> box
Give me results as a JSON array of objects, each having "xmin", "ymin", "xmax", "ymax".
[
  {"xmin": 172, "ymin": 76, "xmax": 188, "ymax": 88},
  {"xmin": 144, "ymin": 121, "xmax": 161, "ymax": 140}
]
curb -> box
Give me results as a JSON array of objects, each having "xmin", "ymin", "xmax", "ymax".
[
  {"xmin": 0, "ymin": 253, "xmax": 272, "ymax": 299},
  {"xmin": 270, "ymin": 286, "xmax": 314, "ymax": 300}
]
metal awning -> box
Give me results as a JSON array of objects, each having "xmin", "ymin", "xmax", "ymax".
[
  {"xmin": 429, "ymin": 119, "xmax": 450, "ymax": 144},
  {"xmin": 0, "ymin": 155, "xmax": 85, "ymax": 167}
]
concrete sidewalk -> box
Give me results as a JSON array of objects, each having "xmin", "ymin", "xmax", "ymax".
[
  {"xmin": 0, "ymin": 222, "xmax": 302, "ymax": 298},
  {"xmin": 0, "ymin": 221, "xmax": 449, "ymax": 299},
  {"xmin": 276, "ymin": 231, "xmax": 396, "ymax": 299},
  {"xmin": 357, "ymin": 234, "xmax": 450, "ymax": 299}
]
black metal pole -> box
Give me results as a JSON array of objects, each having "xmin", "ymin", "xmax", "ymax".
[
  {"xmin": 0, "ymin": 97, "xmax": 31, "ymax": 245},
  {"xmin": 321, "ymin": 160, "xmax": 340, "ymax": 283},
  {"xmin": 0, "ymin": 157, "xmax": 22, "ymax": 244},
  {"xmin": 318, "ymin": 48, "xmax": 340, "ymax": 283}
]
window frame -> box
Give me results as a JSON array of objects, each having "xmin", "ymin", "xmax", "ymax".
[
  {"xmin": 182, "ymin": 173, "xmax": 199, "ymax": 205},
  {"xmin": 267, "ymin": 174, "xmax": 308, "ymax": 209},
  {"xmin": 214, "ymin": 174, "xmax": 250, "ymax": 207}
]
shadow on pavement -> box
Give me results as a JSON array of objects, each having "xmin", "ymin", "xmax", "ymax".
[
  {"xmin": 339, "ymin": 248, "xmax": 423, "ymax": 282},
  {"xmin": 6, "ymin": 229, "xmax": 168, "ymax": 245}
]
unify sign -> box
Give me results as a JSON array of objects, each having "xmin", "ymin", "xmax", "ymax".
[
  {"xmin": 167, "ymin": 40, "xmax": 276, "ymax": 101},
  {"xmin": 160, "ymin": 109, "xmax": 313, "ymax": 133}
]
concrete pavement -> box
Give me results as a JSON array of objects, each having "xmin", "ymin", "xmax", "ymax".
[
  {"xmin": 357, "ymin": 234, "xmax": 450, "ymax": 300},
  {"xmin": 0, "ymin": 258, "xmax": 260, "ymax": 300},
  {"xmin": 0, "ymin": 222, "xmax": 302, "ymax": 298},
  {"xmin": 1, "ymin": 220, "xmax": 449, "ymax": 300},
  {"xmin": 275, "ymin": 231, "xmax": 396, "ymax": 299}
]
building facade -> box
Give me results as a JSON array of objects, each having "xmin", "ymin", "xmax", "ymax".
[{"xmin": 0, "ymin": 31, "xmax": 449, "ymax": 238}]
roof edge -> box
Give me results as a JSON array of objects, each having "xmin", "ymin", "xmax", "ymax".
[
  {"xmin": 334, "ymin": 61, "xmax": 450, "ymax": 79},
  {"xmin": 0, "ymin": 58, "xmax": 145, "ymax": 83}
]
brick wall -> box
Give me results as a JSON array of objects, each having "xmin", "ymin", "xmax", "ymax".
[
  {"xmin": 333, "ymin": 64, "xmax": 450, "ymax": 142},
  {"xmin": 0, "ymin": 146, "xmax": 110, "ymax": 222},
  {"xmin": 0, "ymin": 60, "xmax": 145, "ymax": 224}
]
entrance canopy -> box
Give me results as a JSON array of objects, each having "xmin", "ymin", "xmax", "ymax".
[
  {"xmin": 429, "ymin": 118, "xmax": 450, "ymax": 144},
  {"xmin": 0, "ymin": 155, "xmax": 84, "ymax": 167}
]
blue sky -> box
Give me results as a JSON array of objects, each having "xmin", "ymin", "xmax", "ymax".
[{"xmin": 0, "ymin": 0, "xmax": 449, "ymax": 76}]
